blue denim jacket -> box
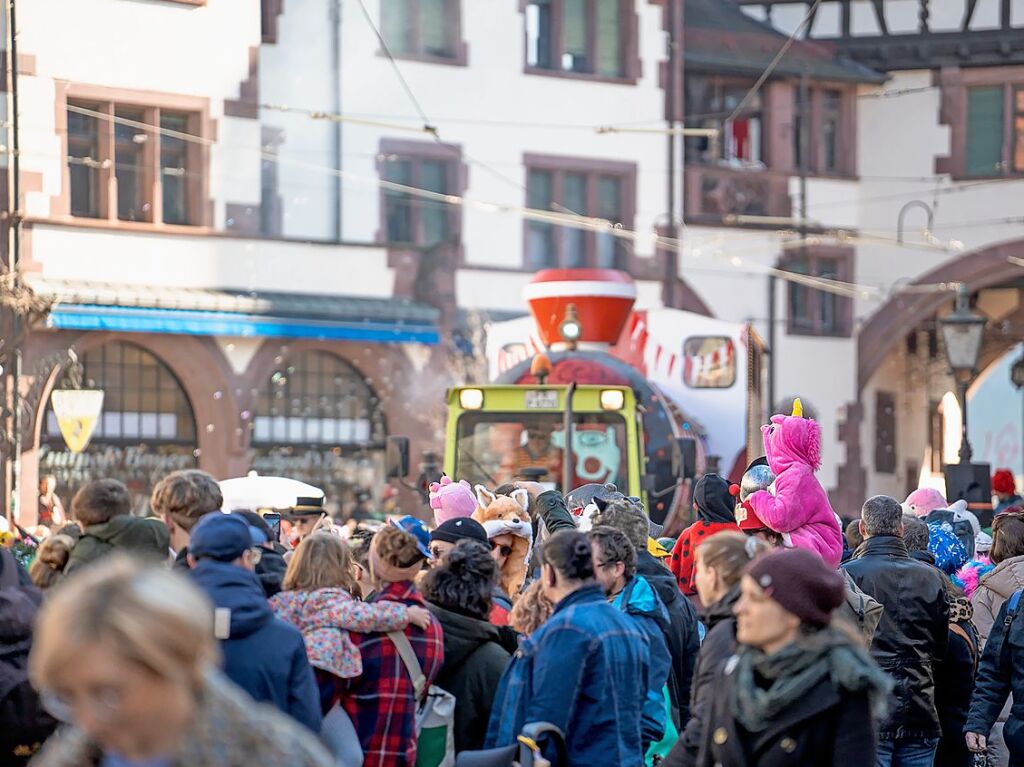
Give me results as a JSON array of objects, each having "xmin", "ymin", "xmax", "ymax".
[{"xmin": 484, "ymin": 583, "xmax": 650, "ymax": 766}]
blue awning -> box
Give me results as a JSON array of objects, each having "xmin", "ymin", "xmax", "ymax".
[
  {"xmin": 47, "ymin": 304, "xmax": 440, "ymax": 344},
  {"xmin": 33, "ymin": 279, "xmax": 441, "ymax": 345}
]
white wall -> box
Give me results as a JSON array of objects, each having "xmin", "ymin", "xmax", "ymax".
[
  {"xmin": 29, "ymin": 224, "xmax": 394, "ymax": 297},
  {"xmin": 18, "ymin": 0, "xmax": 263, "ymax": 229}
]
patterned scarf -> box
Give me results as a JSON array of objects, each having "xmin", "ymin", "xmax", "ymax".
[{"xmin": 730, "ymin": 626, "xmax": 892, "ymax": 733}]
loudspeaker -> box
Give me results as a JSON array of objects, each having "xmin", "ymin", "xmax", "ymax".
[{"xmin": 945, "ymin": 462, "xmax": 993, "ymax": 528}]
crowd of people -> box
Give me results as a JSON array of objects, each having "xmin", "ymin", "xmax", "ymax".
[{"xmin": 3, "ymin": 424, "xmax": 1024, "ymax": 767}]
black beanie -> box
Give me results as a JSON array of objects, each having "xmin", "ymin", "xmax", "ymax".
[
  {"xmin": 430, "ymin": 517, "xmax": 488, "ymax": 546},
  {"xmin": 745, "ymin": 548, "xmax": 845, "ymax": 628},
  {"xmin": 694, "ymin": 474, "xmax": 736, "ymax": 524}
]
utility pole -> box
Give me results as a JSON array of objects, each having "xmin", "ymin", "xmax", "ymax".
[
  {"xmin": 663, "ymin": 0, "xmax": 679, "ymax": 308},
  {"xmin": 5, "ymin": 0, "xmax": 22, "ymax": 526}
]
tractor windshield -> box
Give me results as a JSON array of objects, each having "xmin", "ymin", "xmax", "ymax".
[{"xmin": 455, "ymin": 412, "xmax": 628, "ymax": 491}]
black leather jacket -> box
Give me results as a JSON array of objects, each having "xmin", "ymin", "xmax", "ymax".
[{"xmin": 842, "ymin": 536, "xmax": 949, "ymax": 740}]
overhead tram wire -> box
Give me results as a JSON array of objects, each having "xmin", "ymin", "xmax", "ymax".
[
  {"xmin": 60, "ymin": 104, "xmax": 969, "ymax": 302},
  {"xmin": 351, "ymin": 0, "xmax": 587, "ymax": 223}
]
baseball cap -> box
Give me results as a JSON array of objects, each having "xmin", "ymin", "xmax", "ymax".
[
  {"xmin": 189, "ymin": 513, "xmax": 254, "ymax": 561},
  {"xmin": 390, "ymin": 515, "xmax": 431, "ymax": 559}
]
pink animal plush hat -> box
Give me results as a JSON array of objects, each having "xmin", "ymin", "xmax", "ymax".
[
  {"xmin": 904, "ymin": 487, "xmax": 947, "ymax": 518},
  {"xmin": 429, "ymin": 476, "xmax": 477, "ymax": 526}
]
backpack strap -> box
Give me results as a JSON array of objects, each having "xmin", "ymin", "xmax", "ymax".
[
  {"xmin": 388, "ymin": 631, "xmax": 427, "ymax": 701},
  {"xmin": 1009, "ymin": 590, "xmax": 1023, "ymax": 615},
  {"xmin": 949, "ymin": 623, "xmax": 978, "ymax": 670}
]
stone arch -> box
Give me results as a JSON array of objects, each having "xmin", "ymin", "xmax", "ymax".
[
  {"xmin": 834, "ymin": 238, "xmax": 1024, "ymax": 517},
  {"xmin": 21, "ymin": 332, "xmax": 241, "ymax": 516},
  {"xmin": 857, "ymin": 238, "xmax": 1024, "ymax": 392},
  {"xmin": 239, "ymin": 338, "xmax": 444, "ymax": 516}
]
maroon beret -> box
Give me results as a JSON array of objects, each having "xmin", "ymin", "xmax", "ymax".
[{"xmin": 745, "ymin": 548, "xmax": 845, "ymax": 628}]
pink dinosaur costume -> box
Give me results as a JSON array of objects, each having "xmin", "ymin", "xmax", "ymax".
[
  {"xmin": 747, "ymin": 400, "xmax": 843, "ymax": 567},
  {"xmin": 428, "ymin": 476, "xmax": 477, "ymax": 525}
]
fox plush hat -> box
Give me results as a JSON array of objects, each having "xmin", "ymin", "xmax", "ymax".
[{"xmin": 473, "ymin": 485, "xmax": 533, "ymax": 599}]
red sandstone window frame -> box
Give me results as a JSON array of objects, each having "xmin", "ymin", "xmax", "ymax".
[
  {"xmin": 522, "ymin": 153, "xmax": 636, "ymax": 270},
  {"xmin": 781, "ymin": 245, "xmax": 854, "ymax": 338},
  {"xmin": 520, "ymin": 0, "xmax": 641, "ymax": 85},
  {"xmin": 937, "ymin": 66, "xmax": 1024, "ymax": 180},
  {"xmin": 379, "ymin": 0, "xmax": 468, "ymax": 67},
  {"xmin": 376, "ymin": 138, "xmax": 466, "ymax": 248},
  {"xmin": 54, "ymin": 84, "xmax": 213, "ymax": 230}
]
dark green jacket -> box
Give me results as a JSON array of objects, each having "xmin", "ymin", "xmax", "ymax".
[
  {"xmin": 427, "ymin": 602, "xmax": 511, "ymax": 753},
  {"xmin": 64, "ymin": 516, "xmax": 170, "ymax": 575}
]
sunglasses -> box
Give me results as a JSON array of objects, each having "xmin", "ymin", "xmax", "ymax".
[{"xmin": 492, "ymin": 542, "xmax": 513, "ymax": 557}]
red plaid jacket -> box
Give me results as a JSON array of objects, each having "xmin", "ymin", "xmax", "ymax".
[{"xmin": 341, "ymin": 581, "xmax": 444, "ymax": 767}]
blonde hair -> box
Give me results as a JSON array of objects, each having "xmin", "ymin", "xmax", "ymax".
[
  {"xmin": 28, "ymin": 534, "xmax": 75, "ymax": 589},
  {"xmin": 283, "ymin": 533, "xmax": 360, "ymax": 595},
  {"xmin": 696, "ymin": 531, "xmax": 770, "ymax": 589},
  {"xmin": 30, "ymin": 555, "xmax": 218, "ymax": 691},
  {"xmin": 510, "ymin": 580, "xmax": 554, "ymax": 636}
]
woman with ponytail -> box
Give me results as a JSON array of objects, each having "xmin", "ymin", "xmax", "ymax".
[
  {"xmin": 664, "ymin": 532, "xmax": 770, "ymax": 767},
  {"xmin": 483, "ymin": 529, "xmax": 651, "ymax": 766}
]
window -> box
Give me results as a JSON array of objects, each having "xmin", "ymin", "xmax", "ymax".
[
  {"xmin": 114, "ymin": 108, "xmax": 147, "ymax": 222},
  {"xmin": 45, "ymin": 342, "xmax": 196, "ymax": 444},
  {"xmin": 381, "ymin": 0, "xmax": 463, "ymax": 62},
  {"xmin": 525, "ymin": 0, "xmax": 630, "ymax": 80},
  {"xmin": 791, "ymin": 85, "xmax": 851, "ymax": 176},
  {"xmin": 784, "ymin": 248, "xmax": 853, "ymax": 337},
  {"xmin": 253, "ymin": 351, "xmax": 385, "ymax": 446},
  {"xmin": 965, "ymin": 84, "xmax": 1024, "ymax": 177},
  {"xmin": 875, "ymin": 391, "xmax": 896, "ymax": 474},
  {"xmin": 685, "ymin": 76, "xmax": 763, "ymax": 165},
  {"xmin": 682, "ymin": 337, "xmax": 736, "ymax": 389},
  {"xmin": 928, "ymin": 399, "xmax": 944, "ymax": 473},
  {"xmin": 160, "ymin": 113, "xmax": 190, "ymax": 225},
  {"xmin": 524, "ymin": 157, "xmax": 634, "ymax": 270},
  {"xmin": 41, "ymin": 342, "xmax": 198, "ymax": 511},
  {"xmin": 967, "ymin": 86, "xmax": 1004, "ymax": 176},
  {"xmin": 821, "ymin": 90, "xmax": 842, "ymax": 174},
  {"xmin": 379, "ymin": 143, "xmax": 460, "ymax": 247},
  {"xmin": 68, "ymin": 108, "xmax": 101, "ymax": 218},
  {"xmin": 66, "ymin": 99, "xmax": 201, "ymax": 226}
]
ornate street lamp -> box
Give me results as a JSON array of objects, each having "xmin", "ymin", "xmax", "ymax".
[{"xmin": 939, "ymin": 284, "xmax": 986, "ymax": 463}]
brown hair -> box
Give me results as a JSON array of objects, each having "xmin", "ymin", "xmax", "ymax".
[
  {"xmin": 347, "ymin": 529, "xmax": 376, "ymax": 570},
  {"xmin": 71, "ymin": 479, "xmax": 132, "ymax": 526},
  {"xmin": 510, "ymin": 580, "xmax": 554, "ymax": 636},
  {"xmin": 845, "ymin": 519, "xmax": 864, "ymax": 551},
  {"xmin": 374, "ymin": 525, "xmax": 424, "ymax": 569},
  {"xmin": 696, "ymin": 531, "xmax": 770, "ymax": 590},
  {"xmin": 151, "ymin": 470, "xmax": 223, "ymax": 532},
  {"xmin": 29, "ymin": 534, "xmax": 75, "ymax": 589},
  {"xmin": 283, "ymin": 533, "xmax": 360, "ymax": 595},
  {"xmin": 991, "ymin": 511, "xmax": 1024, "ymax": 564},
  {"xmin": 30, "ymin": 555, "xmax": 218, "ymax": 691}
]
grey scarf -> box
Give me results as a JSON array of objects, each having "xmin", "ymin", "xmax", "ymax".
[{"xmin": 730, "ymin": 626, "xmax": 892, "ymax": 733}]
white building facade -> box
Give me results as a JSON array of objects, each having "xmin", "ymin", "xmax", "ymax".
[{"xmin": 5, "ymin": 0, "xmax": 1024, "ymax": 519}]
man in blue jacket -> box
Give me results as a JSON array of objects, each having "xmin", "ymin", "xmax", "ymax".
[
  {"xmin": 589, "ymin": 525, "xmax": 673, "ymax": 752},
  {"xmin": 485, "ymin": 529, "xmax": 650, "ymax": 766},
  {"xmin": 186, "ymin": 512, "xmax": 320, "ymax": 732}
]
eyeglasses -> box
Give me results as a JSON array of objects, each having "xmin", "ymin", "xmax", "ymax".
[
  {"xmin": 429, "ymin": 546, "xmax": 448, "ymax": 560},
  {"xmin": 41, "ymin": 687, "xmax": 124, "ymax": 723},
  {"xmin": 492, "ymin": 542, "xmax": 513, "ymax": 557}
]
